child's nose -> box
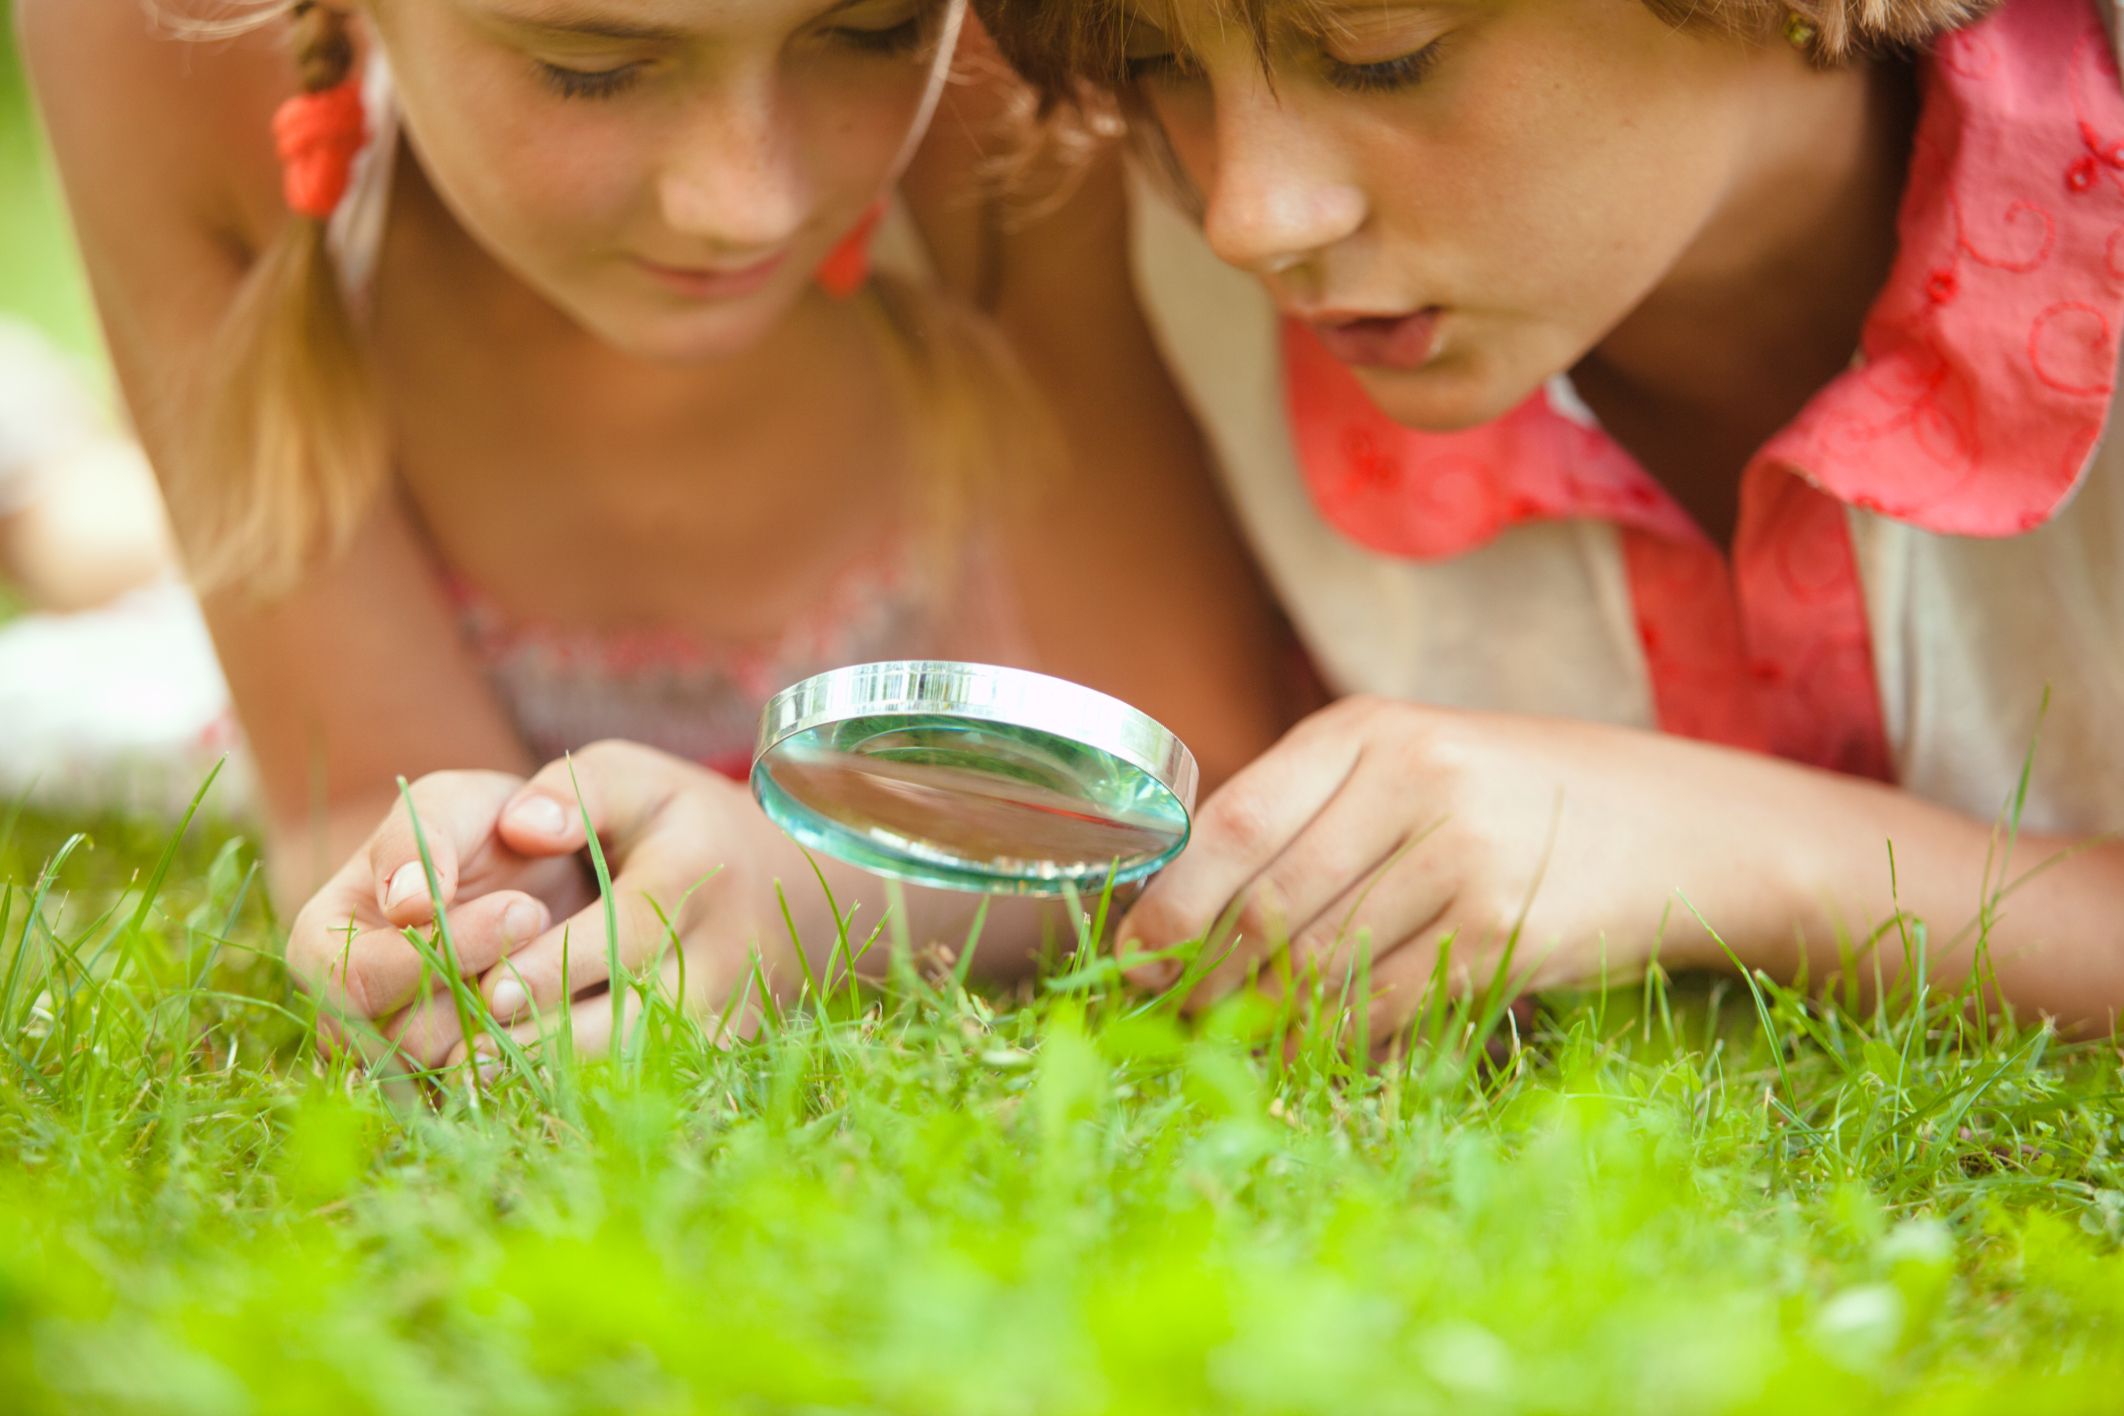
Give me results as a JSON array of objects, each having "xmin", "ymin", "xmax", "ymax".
[
  {"xmin": 1200, "ymin": 80, "xmax": 1367, "ymax": 281},
  {"xmin": 655, "ymin": 72, "xmax": 813, "ymax": 252}
]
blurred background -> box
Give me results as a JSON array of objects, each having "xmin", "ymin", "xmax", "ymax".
[
  {"xmin": 0, "ymin": 0, "xmax": 98, "ymax": 369},
  {"xmin": 1, "ymin": 0, "xmax": 245, "ymax": 817}
]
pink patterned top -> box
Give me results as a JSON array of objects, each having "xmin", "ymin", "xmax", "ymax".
[{"xmin": 445, "ymin": 541, "xmax": 1029, "ymax": 781}]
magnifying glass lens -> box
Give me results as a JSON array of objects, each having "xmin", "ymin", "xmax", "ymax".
[{"xmin": 752, "ymin": 664, "xmax": 1197, "ymax": 895}]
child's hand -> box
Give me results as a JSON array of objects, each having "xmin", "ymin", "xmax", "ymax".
[
  {"xmin": 290, "ymin": 741, "xmax": 810, "ymax": 1071},
  {"xmin": 287, "ymin": 770, "xmax": 592, "ymax": 1065},
  {"xmin": 446, "ymin": 741, "xmax": 805, "ymax": 1065},
  {"xmin": 1116, "ymin": 697, "xmax": 1837, "ymax": 1033}
]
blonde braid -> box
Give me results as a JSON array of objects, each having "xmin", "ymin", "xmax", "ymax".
[{"xmin": 182, "ymin": 1, "xmax": 383, "ymax": 597}]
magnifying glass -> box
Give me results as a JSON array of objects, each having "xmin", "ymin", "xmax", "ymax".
[{"xmin": 751, "ymin": 661, "xmax": 1197, "ymax": 895}]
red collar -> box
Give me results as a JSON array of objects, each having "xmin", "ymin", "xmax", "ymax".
[{"xmin": 1290, "ymin": 0, "xmax": 2124, "ymax": 558}]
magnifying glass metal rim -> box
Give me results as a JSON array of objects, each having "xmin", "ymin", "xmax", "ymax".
[{"xmin": 751, "ymin": 660, "xmax": 1199, "ymax": 893}]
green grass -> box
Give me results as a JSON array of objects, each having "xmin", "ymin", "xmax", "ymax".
[
  {"xmin": 10, "ymin": 11, "xmax": 2124, "ymax": 1410},
  {"xmin": 6, "ymin": 788, "xmax": 2124, "ymax": 1415}
]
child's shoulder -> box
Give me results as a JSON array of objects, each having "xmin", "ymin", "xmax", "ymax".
[{"xmin": 18, "ymin": 0, "xmax": 302, "ymax": 258}]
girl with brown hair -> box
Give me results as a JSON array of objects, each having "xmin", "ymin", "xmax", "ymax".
[
  {"xmin": 956, "ymin": 0, "xmax": 2124, "ymax": 1028},
  {"xmin": 18, "ymin": 0, "xmax": 1298, "ymax": 1060}
]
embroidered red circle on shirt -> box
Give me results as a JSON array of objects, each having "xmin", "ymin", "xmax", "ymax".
[
  {"xmin": 1956, "ymin": 196, "xmax": 2058, "ymax": 272},
  {"xmin": 2029, "ymin": 299, "xmax": 2117, "ymax": 394}
]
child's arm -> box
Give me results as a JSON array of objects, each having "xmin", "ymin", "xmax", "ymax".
[
  {"xmin": 19, "ymin": 0, "xmax": 533, "ymax": 900},
  {"xmin": 1113, "ymin": 696, "xmax": 2124, "ymax": 1034},
  {"xmin": 0, "ymin": 436, "xmax": 175, "ymax": 613},
  {"xmin": 287, "ymin": 743, "xmax": 1057, "ymax": 1065}
]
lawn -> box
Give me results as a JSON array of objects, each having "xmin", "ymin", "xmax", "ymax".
[
  {"xmin": 6, "ymin": 787, "xmax": 2124, "ymax": 1415},
  {"xmin": 9, "ymin": 8, "xmax": 2124, "ymax": 1412}
]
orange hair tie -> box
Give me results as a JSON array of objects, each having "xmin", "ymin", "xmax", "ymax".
[
  {"xmin": 273, "ymin": 77, "xmax": 367, "ymax": 221},
  {"xmin": 816, "ymin": 200, "xmax": 886, "ymax": 298}
]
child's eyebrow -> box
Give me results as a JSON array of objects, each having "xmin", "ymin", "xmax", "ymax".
[
  {"xmin": 1259, "ymin": 0, "xmax": 1452, "ymax": 23},
  {"xmin": 478, "ymin": 0, "xmax": 883, "ymax": 42},
  {"xmin": 1297, "ymin": 0, "xmax": 1449, "ymax": 17}
]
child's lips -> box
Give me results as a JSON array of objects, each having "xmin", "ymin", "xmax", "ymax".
[
  {"xmin": 635, "ymin": 250, "xmax": 789, "ymax": 300},
  {"xmin": 1307, "ymin": 308, "xmax": 1441, "ymax": 370}
]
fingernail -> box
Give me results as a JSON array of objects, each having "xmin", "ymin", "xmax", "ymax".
[
  {"xmin": 477, "ymin": 1058, "xmax": 502, "ymax": 1087},
  {"xmin": 384, "ymin": 862, "xmax": 426, "ymax": 911},
  {"xmin": 1135, "ymin": 959, "xmax": 1182, "ymax": 991},
  {"xmin": 507, "ymin": 795, "xmax": 569, "ymax": 836},
  {"xmin": 489, "ymin": 980, "xmax": 528, "ymax": 1020},
  {"xmin": 500, "ymin": 899, "xmax": 546, "ymax": 948},
  {"xmin": 1117, "ymin": 940, "xmax": 1175, "ymax": 992}
]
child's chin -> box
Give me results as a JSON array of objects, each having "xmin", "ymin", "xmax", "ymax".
[
  {"xmin": 1355, "ymin": 357, "xmax": 1537, "ymax": 434},
  {"xmin": 588, "ymin": 300, "xmax": 789, "ymax": 368}
]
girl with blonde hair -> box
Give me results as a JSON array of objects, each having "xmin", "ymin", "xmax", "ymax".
[{"xmin": 19, "ymin": 0, "xmax": 1299, "ymax": 1060}]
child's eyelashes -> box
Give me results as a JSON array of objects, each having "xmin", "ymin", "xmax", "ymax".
[
  {"xmin": 531, "ymin": 14, "xmax": 920, "ymax": 102},
  {"xmin": 1123, "ymin": 50, "xmax": 1201, "ymax": 85},
  {"xmin": 536, "ymin": 60, "xmax": 647, "ymax": 101},
  {"xmin": 1322, "ymin": 40, "xmax": 1443, "ymax": 94},
  {"xmin": 829, "ymin": 17, "xmax": 926, "ymax": 55},
  {"xmin": 1122, "ymin": 37, "xmax": 1442, "ymax": 93}
]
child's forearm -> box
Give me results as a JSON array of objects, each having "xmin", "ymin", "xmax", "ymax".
[
  {"xmin": 0, "ymin": 442, "xmax": 174, "ymax": 613},
  {"xmin": 1688, "ymin": 761, "xmax": 2124, "ymax": 1032}
]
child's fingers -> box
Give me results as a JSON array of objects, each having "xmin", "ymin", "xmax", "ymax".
[
  {"xmin": 474, "ymin": 875, "xmax": 677, "ymax": 1025},
  {"xmin": 1361, "ymin": 927, "xmax": 1467, "ymax": 1041},
  {"xmin": 302, "ymin": 917, "xmax": 437, "ymax": 1025},
  {"xmin": 383, "ymin": 983, "xmax": 474, "ymax": 1070},
  {"xmin": 378, "ymin": 885, "xmax": 562, "ymax": 1067},
  {"xmin": 310, "ymin": 891, "xmax": 551, "ymax": 1038},
  {"xmin": 448, "ymin": 949, "xmax": 757, "ymax": 1072},
  {"xmin": 457, "ymin": 988, "xmax": 624, "ymax": 1068},
  {"xmin": 1358, "ymin": 911, "xmax": 1546, "ymax": 1045},
  {"xmin": 1180, "ymin": 783, "xmax": 1428, "ymax": 1010},
  {"xmin": 476, "ymin": 743, "xmax": 766, "ymax": 1027},
  {"xmin": 309, "ymin": 1006, "xmax": 439, "ymax": 1079},
  {"xmin": 287, "ymin": 871, "xmax": 381, "ymax": 1006},
  {"xmin": 365, "ymin": 771, "xmax": 528, "ymax": 927},
  {"xmin": 1117, "ymin": 719, "xmax": 1360, "ymax": 988},
  {"xmin": 498, "ymin": 789, "xmax": 583, "ymax": 857},
  {"xmin": 434, "ymin": 889, "xmax": 553, "ymax": 984},
  {"xmin": 497, "ymin": 740, "xmax": 693, "ymax": 860},
  {"xmin": 1250, "ymin": 830, "xmax": 1459, "ymax": 1011}
]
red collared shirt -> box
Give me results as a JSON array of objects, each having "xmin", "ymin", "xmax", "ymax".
[{"xmin": 1283, "ymin": 0, "xmax": 2124, "ymax": 779}]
